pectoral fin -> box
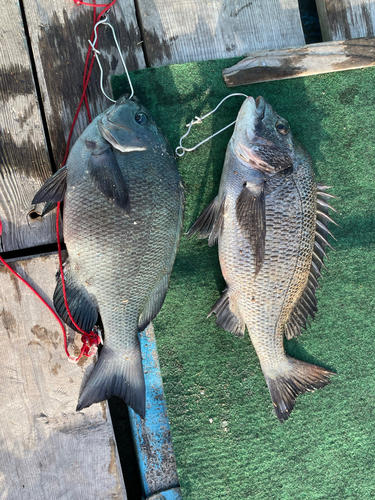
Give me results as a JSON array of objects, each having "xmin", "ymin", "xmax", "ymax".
[
  {"xmin": 88, "ymin": 148, "xmax": 130, "ymax": 214},
  {"xmin": 236, "ymin": 180, "xmax": 266, "ymax": 274}
]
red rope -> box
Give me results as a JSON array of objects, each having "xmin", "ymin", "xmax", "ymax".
[
  {"xmin": 75, "ymin": 1, "xmax": 113, "ymax": 7},
  {"xmin": 0, "ymin": 0, "xmax": 118, "ymax": 362}
]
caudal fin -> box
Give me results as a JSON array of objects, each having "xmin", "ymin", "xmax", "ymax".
[
  {"xmin": 265, "ymin": 357, "xmax": 334, "ymax": 423},
  {"xmin": 76, "ymin": 345, "xmax": 146, "ymax": 418}
]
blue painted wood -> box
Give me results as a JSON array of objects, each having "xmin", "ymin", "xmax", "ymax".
[
  {"xmin": 128, "ymin": 326, "xmax": 180, "ymax": 499},
  {"xmin": 147, "ymin": 488, "xmax": 183, "ymax": 500}
]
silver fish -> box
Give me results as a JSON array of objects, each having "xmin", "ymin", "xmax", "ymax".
[
  {"xmin": 188, "ymin": 96, "xmax": 336, "ymax": 422},
  {"xmin": 33, "ymin": 96, "xmax": 184, "ymax": 418}
]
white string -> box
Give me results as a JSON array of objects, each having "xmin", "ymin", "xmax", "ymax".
[
  {"xmin": 88, "ymin": 15, "xmax": 134, "ymax": 102},
  {"xmin": 175, "ymin": 93, "xmax": 248, "ymax": 157}
]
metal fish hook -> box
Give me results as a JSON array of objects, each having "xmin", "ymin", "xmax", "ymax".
[
  {"xmin": 175, "ymin": 93, "xmax": 248, "ymax": 157},
  {"xmin": 88, "ymin": 15, "xmax": 134, "ymax": 102}
]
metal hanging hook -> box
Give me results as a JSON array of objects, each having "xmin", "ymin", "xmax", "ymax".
[
  {"xmin": 175, "ymin": 93, "xmax": 248, "ymax": 157},
  {"xmin": 88, "ymin": 15, "xmax": 134, "ymax": 102}
]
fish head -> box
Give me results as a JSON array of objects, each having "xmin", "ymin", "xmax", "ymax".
[
  {"xmin": 98, "ymin": 95, "xmax": 166, "ymax": 153},
  {"xmin": 233, "ymin": 96, "xmax": 299, "ymax": 175}
]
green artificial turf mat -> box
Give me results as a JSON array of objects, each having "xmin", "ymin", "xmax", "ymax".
[{"xmin": 113, "ymin": 61, "xmax": 375, "ymax": 499}]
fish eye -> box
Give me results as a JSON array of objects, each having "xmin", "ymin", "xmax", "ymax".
[
  {"xmin": 134, "ymin": 112, "xmax": 147, "ymax": 125},
  {"xmin": 275, "ymin": 121, "xmax": 290, "ymax": 135}
]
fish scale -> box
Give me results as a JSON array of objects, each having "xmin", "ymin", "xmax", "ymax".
[
  {"xmin": 189, "ymin": 95, "xmax": 335, "ymax": 422},
  {"xmin": 32, "ymin": 96, "xmax": 184, "ymax": 417},
  {"xmin": 65, "ymin": 153, "xmax": 181, "ymax": 365}
]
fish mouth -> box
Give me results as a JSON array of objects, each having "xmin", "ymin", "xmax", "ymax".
[
  {"xmin": 106, "ymin": 118, "xmax": 133, "ymax": 131},
  {"xmin": 235, "ymin": 96, "xmax": 277, "ymax": 173},
  {"xmin": 244, "ymin": 96, "xmax": 273, "ymax": 149}
]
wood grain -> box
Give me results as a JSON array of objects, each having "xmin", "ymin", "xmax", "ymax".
[
  {"xmin": 223, "ymin": 37, "xmax": 375, "ymax": 86},
  {"xmin": 0, "ymin": 253, "xmax": 127, "ymax": 499},
  {"xmin": 0, "ymin": 0, "xmax": 57, "ymax": 252},
  {"xmin": 136, "ymin": 0, "xmax": 306, "ymax": 66},
  {"xmin": 23, "ymin": 0, "xmax": 146, "ymax": 169},
  {"xmin": 316, "ymin": 0, "xmax": 375, "ymax": 41}
]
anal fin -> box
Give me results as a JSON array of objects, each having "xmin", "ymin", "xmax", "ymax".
[{"xmin": 208, "ymin": 289, "xmax": 245, "ymax": 337}]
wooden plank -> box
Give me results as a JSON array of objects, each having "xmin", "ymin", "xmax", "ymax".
[
  {"xmin": 222, "ymin": 36, "xmax": 375, "ymax": 87},
  {"xmin": 23, "ymin": 0, "xmax": 146, "ymax": 168},
  {"xmin": 0, "ymin": 0, "xmax": 57, "ymax": 252},
  {"xmin": 136, "ymin": 0, "xmax": 306, "ymax": 66},
  {"xmin": 316, "ymin": 0, "xmax": 375, "ymax": 41},
  {"xmin": 0, "ymin": 253, "xmax": 127, "ymax": 499}
]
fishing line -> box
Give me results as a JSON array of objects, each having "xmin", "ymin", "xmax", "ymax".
[
  {"xmin": 62, "ymin": 0, "xmax": 117, "ymax": 166},
  {"xmin": 175, "ymin": 93, "xmax": 248, "ymax": 157},
  {"xmin": 89, "ymin": 16, "xmax": 134, "ymax": 102}
]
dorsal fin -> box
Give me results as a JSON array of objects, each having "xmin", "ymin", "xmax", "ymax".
[
  {"xmin": 32, "ymin": 165, "xmax": 68, "ymax": 205},
  {"xmin": 284, "ymin": 186, "xmax": 337, "ymax": 340}
]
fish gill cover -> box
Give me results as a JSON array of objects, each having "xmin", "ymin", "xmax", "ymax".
[{"xmin": 113, "ymin": 61, "xmax": 375, "ymax": 499}]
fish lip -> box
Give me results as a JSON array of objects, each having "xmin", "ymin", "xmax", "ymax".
[{"xmin": 106, "ymin": 117, "xmax": 133, "ymax": 132}]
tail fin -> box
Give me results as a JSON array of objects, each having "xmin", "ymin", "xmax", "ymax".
[
  {"xmin": 265, "ymin": 357, "xmax": 334, "ymax": 423},
  {"xmin": 76, "ymin": 345, "xmax": 146, "ymax": 418}
]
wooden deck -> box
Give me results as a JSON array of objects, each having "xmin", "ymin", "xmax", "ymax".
[{"xmin": 0, "ymin": 0, "xmax": 374, "ymax": 498}]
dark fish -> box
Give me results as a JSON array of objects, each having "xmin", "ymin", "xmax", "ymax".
[
  {"xmin": 33, "ymin": 96, "xmax": 184, "ymax": 418},
  {"xmin": 188, "ymin": 96, "xmax": 337, "ymax": 422}
]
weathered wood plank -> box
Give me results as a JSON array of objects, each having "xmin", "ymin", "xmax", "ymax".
[
  {"xmin": 0, "ymin": 253, "xmax": 127, "ymax": 499},
  {"xmin": 136, "ymin": 0, "xmax": 306, "ymax": 66},
  {"xmin": 222, "ymin": 36, "xmax": 375, "ymax": 86},
  {"xmin": 316, "ymin": 0, "xmax": 375, "ymax": 41},
  {"xmin": 23, "ymin": 0, "xmax": 146, "ymax": 168},
  {"xmin": 0, "ymin": 0, "xmax": 57, "ymax": 252}
]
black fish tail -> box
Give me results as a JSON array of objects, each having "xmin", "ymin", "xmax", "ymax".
[
  {"xmin": 76, "ymin": 345, "xmax": 146, "ymax": 418},
  {"xmin": 264, "ymin": 357, "xmax": 334, "ymax": 423}
]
